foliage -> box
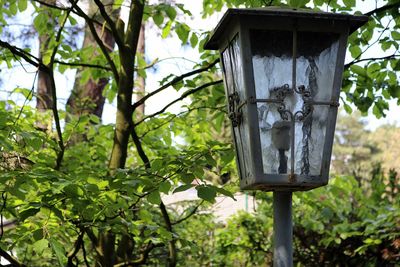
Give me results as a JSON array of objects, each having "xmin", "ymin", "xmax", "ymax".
[
  {"xmin": 0, "ymin": 0, "xmax": 399, "ymax": 266},
  {"xmin": 332, "ymin": 111, "xmax": 400, "ymax": 178},
  {"xmin": 176, "ymin": 168, "xmax": 400, "ymax": 266}
]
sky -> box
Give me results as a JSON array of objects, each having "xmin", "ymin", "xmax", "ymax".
[{"xmin": 0, "ymin": 0, "xmax": 399, "ymax": 130}]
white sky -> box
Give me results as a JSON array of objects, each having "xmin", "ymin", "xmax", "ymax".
[{"xmin": 0, "ymin": 0, "xmax": 399, "ymax": 130}]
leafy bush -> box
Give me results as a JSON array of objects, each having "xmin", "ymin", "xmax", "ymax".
[{"xmin": 176, "ymin": 167, "xmax": 400, "ymax": 266}]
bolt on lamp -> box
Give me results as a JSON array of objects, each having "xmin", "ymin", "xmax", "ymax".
[{"xmin": 204, "ymin": 7, "xmax": 368, "ymax": 266}]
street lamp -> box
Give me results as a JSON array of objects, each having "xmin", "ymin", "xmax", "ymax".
[{"xmin": 205, "ymin": 7, "xmax": 368, "ymax": 266}]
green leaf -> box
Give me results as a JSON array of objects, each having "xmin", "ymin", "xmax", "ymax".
[
  {"xmin": 18, "ymin": 0, "xmax": 27, "ymax": 12},
  {"xmin": 381, "ymin": 41, "xmax": 392, "ymax": 51},
  {"xmin": 32, "ymin": 229, "xmax": 44, "ymax": 241},
  {"xmin": 33, "ymin": 12, "xmax": 47, "ymax": 33},
  {"xmin": 33, "ymin": 239, "xmax": 49, "ymax": 255},
  {"xmin": 190, "ymin": 33, "xmax": 198, "ymax": 48},
  {"xmin": 181, "ymin": 173, "xmax": 195, "ymax": 184},
  {"xmin": 349, "ymin": 45, "xmax": 362, "ymax": 58},
  {"xmin": 350, "ymin": 65, "xmax": 366, "ymax": 76},
  {"xmin": 20, "ymin": 207, "xmax": 40, "ymax": 221},
  {"xmin": 157, "ymin": 227, "xmax": 173, "ymax": 240},
  {"xmin": 49, "ymin": 238, "xmax": 66, "ymax": 266},
  {"xmin": 172, "ymin": 80, "xmax": 184, "ymax": 91},
  {"xmin": 343, "ymin": 102, "xmax": 353, "ymax": 114},
  {"xmin": 9, "ymin": 2, "xmax": 18, "ymax": 15},
  {"xmin": 176, "ymin": 23, "xmax": 189, "ymax": 44},
  {"xmin": 214, "ymin": 186, "xmax": 235, "ymax": 200},
  {"xmin": 153, "ymin": 12, "xmax": 164, "ymax": 26},
  {"xmin": 343, "ymin": 0, "xmax": 355, "ymax": 8},
  {"xmin": 68, "ymin": 16, "xmax": 77, "ymax": 26},
  {"xmin": 173, "ymin": 184, "xmax": 194, "ymax": 193},
  {"xmin": 159, "ymin": 181, "xmax": 171, "ymax": 194},
  {"xmin": 166, "ymin": 6, "xmax": 177, "ymax": 20},
  {"xmin": 391, "ymin": 31, "xmax": 400, "ymax": 40},
  {"xmin": 162, "ymin": 21, "xmax": 172, "ymax": 39},
  {"xmin": 147, "ymin": 191, "xmax": 161, "ymax": 205},
  {"xmin": 196, "ymin": 185, "xmax": 216, "ymax": 203},
  {"xmin": 13, "ymin": 87, "xmax": 32, "ymax": 100},
  {"xmin": 372, "ymin": 104, "xmax": 382, "ymax": 119}
]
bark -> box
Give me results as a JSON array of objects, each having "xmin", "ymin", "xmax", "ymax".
[
  {"xmin": 135, "ymin": 24, "xmax": 146, "ymax": 117},
  {"xmin": 96, "ymin": 1, "xmax": 144, "ymax": 266},
  {"xmin": 36, "ymin": 0, "xmax": 56, "ymax": 130},
  {"xmin": 108, "ymin": 0, "xmax": 144, "ymax": 170},
  {"xmin": 66, "ymin": 0, "xmax": 119, "ymax": 119}
]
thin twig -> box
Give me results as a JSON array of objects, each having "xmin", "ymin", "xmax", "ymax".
[
  {"xmin": 93, "ymin": 0, "xmax": 124, "ymax": 48},
  {"xmin": 0, "ymin": 247, "xmax": 26, "ymax": 267},
  {"xmin": 0, "ymin": 192, "xmax": 7, "ymax": 241},
  {"xmin": 70, "ymin": 1, "xmax": 120, "ymax": 82},
  {"xmin": 54, "ymin": 60, "xmax": 112, "ymax": 71},
  {"xmin": 171, "ymin": 200, "xmax": 204, "ymax": 225},
  {"xmin": 11, "ymin": 70, "xmax": 39, "ymax": 133},
  {"xmin": 159, "ymin": 201, "xmax": 177, "ymax": 267},
  {"xmin": 132, "ymin": 59, "xmax": 219, "ymax": 110},
  {"xmin": 364, "ymin": 2, "xmax": 400, "ymax": 17},
  {"xmin": 349, "ymin": 18, "xmax": 393, "ymax": 65},
  {"xmin": 139, "ymin": 105, "xmax": 226, "ymax": 138},
  {"xmin": 47, "ymin": 1, "xmax": 78, "ymax": 170},
  {"xmin": 344, "ymin": 53, "xmax": 400, "ymax": 69},
  {"xmin": 135, "ymin": 80, "xmax": 223, "ymax": 126},
  {"xmin": 67, "ymin": 231, "xmax": 84, "ymax": 266},
  {"xmin": 0, "ymin": 40, "xmax": 42, "ymax": 68}
]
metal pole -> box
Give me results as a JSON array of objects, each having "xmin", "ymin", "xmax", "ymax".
[{"xmin": 273, "ymin": 191, "xmax": 293, "ymax": 267}]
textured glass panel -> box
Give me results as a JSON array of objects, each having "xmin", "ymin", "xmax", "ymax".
[
  {"xmin": 221, "ymin": 35, "xmax": 250, "ymax": 179},
  {"xmin": 251, "ymin": 30, "xmax": 339, "ymax": 176},
  {"xmin": 295, "ymin": 32, "xmax": 339, "ymax": 175},
  {"xmin": 251, "ymin": 30, "xmax": 293, "ymax": 174}
]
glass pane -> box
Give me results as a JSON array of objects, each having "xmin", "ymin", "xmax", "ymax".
[
  {"xmin": 295, "ymin": 32, "xmax": 339, "ymax": 175},
  {"xmin": 251, "ymin": 30, "xmax": 339, "ymax": 176},
  {"xmin": 297, "ymin": 32, "xmax": 339, "ymax": 102},
  {"xmin": 251, "ymin": 30, "xmax": 293, "ymax": 174},
  {"xmin": 221, "ymin": 35, "xmax": 251, "ymax": 179}
]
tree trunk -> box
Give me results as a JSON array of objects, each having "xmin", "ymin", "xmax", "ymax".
[
  {"xmin": 135, "ymin": 24, "xmax": 146, "ymax": 118},
  {"xmin": 66, "ymin": 0, "xmax": 119, "ymax": 119},
  {"xmin": 36, "ymin": 0, "xmax": 56, "ymax": 130}
]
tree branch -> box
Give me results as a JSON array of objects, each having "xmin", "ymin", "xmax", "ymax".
[
  {"xmin": 132, "ymin": 59, "xmax": 219, "ymax": 110},
  {"xmin": 47, "ymin": 0, "xmax": 78, "ymax": 169},
  {"xmin": 70, "ymin": 1, "xmax": 120, "ymax": 82},
  {"xmin": 67, "ymin": 231, "xmax": 84, "ymax": 266},
  {"xmin": 31, "ymin": 0, "xmax": 104, "ymax": 28},
  {"xmin": 345, "ymin": 18, "xmax": 393, "ymax": 67},
  {"xmin": 0, "ymin": 40, "xmax": 43, "ymax": 69},
  {"xmin": 130, "ymin": 126, "xmax": 151, "ymax": 169},
  {"xmin": 135, "ymin": 80, "xmax": 223, "ymax": 126},
  {"xmin": 0, "ymin": 247, "xmax": 26, "ymax": 267},
  {"xmin": 124, "ymin": 0, "xmax": 145, "ymax": 55},
  {"xmin": 113, "ymin": 242, "xmax": 163, "ymax": 267},
  {"xmin": 54, "ymin": 60, "xmax": 112, "ymax": 70},
  {"xmin": 159, "ymin": 202, "xmax": 177, "ymax": 267},
  {"xmin": 93, "ymin": 0, "xmax": 124, "ymax": 48},
  {"xmin": 139, "ymin": 105, "xmax": 226, "ymax": 138},
  {"xmin": 32, "ymin": 0, "xmax": 70, "ymax": 11},
  {"xmin": 171, "ymin": 201, "xmax": 204, "ymax": 225},
  {"xmin": 344, "ymin": 53, "xmax": 400, "ymax": 69},
  {"xmin": 364, "ymin": 2, "xmax": 400, "ymax": 17}
]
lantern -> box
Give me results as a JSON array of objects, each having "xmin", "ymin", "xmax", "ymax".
[{"xmin": 204, "ymin": 7, "xmax": 368, "ymax": 191}]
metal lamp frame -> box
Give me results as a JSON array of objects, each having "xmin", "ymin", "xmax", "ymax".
[{"xmin": 205, "ymin": 8, "xmax": 368, "ymax": 191}]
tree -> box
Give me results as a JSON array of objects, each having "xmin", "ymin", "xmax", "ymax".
[
  {"xmin": 66, "ymin": 0, "xmax": 119, "ymax": 120},
  {"xmin": 0, "ymin": 0, "xmax": 399, "ymax": 266}
]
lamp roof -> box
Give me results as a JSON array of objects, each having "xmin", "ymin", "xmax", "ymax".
[{"xmin": 204, "ymin": 7, "xmax": 369, "ymax": 50}]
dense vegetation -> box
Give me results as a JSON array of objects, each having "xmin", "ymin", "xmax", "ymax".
[{"xmin": 0, "ymin": 0, "xmax": 399, "ymax": 266}]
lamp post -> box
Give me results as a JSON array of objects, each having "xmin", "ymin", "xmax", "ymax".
[{"xmin": 205, "ymin": 7, "xmax": 368, "ymax": 266}]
